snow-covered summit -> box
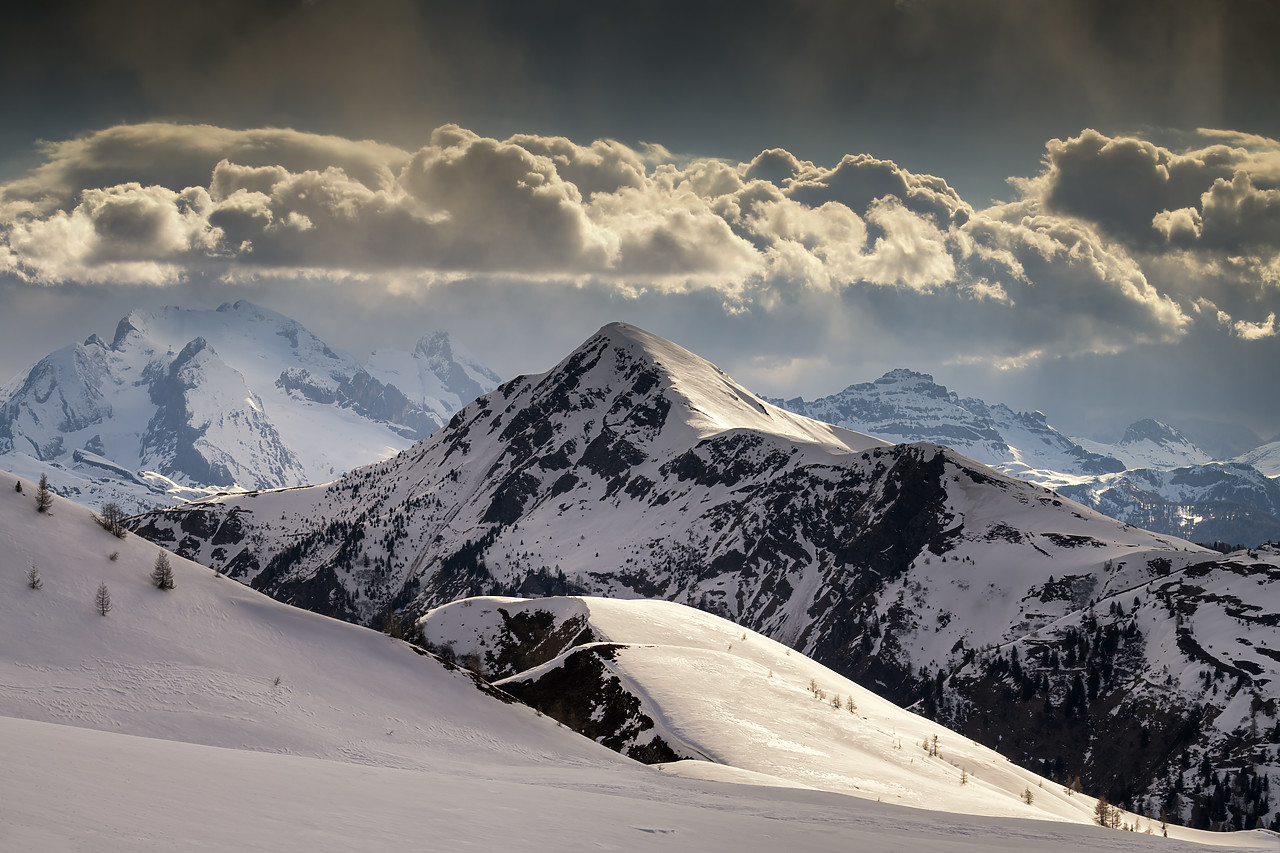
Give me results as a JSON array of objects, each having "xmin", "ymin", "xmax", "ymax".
[
  {"xmin": 0, "ymin": 302, "xmax": 502, "ymax": 511},
  {"xmin": 133, "ymin": 321, "xmax": 1280, "ymax": 832},
  {"xmin": 1235, "ymin": 440, "xmax": 1280, "ymax": 479},
  {"xmin": 366, "ymin": 328, "xmax": 502, "ymax": 413},
  {"xmin": 1092, "ymin": 418, "xmax": 1214, "ymax": 470},
  {"xmin": 772, "ymin": 371, "xmax": 1280, "ymax": 544},
  {"xmin": 769, "ymin": 368, "xmax": 1124, "ymax": 478}
]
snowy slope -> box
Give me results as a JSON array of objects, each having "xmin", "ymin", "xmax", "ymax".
[
  {"xmin": 1235, "ymin": 442, "xmax": 1280, "ymax": 480},
  {"xmin": 0, "ymin": 301, "xmax": 500, "ymax": 512},
  {"xmin": 420, "ymin": 595, "xmax": 1118, "ymax": 824},
  {"xmin": 3, "ymin": 477, "xmax": 1275, "ymax": 851},
  {"xmin": 0, "ymin": 472, "xmax": 608, "ymax": 767},
  {"xmin": 12, "ymin": 718, "xmax": 1279, "ymax": 853}
]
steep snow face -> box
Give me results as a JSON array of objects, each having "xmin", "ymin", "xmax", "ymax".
[
  {"xmin": 770, "ymin": 369, "xmax": 1126, "ymax": 480},
  {"xmin": 0, "ymin": 301, "xmax": 501, "ymax": 511},
  {"xmin": 1234, "ymin": 441, "xmax": 1280, "ymax": 480}
]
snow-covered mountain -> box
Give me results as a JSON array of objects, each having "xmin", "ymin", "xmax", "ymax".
[
  {"xmin": 767, "ymin": 369, "xmax": 1127, "ymax": 480},
  {"xmin": 772, "ymin": 373, "xmax": 1280, "ymax": 545},
  {"xmin": 131, "ymin": 321, "xmax": 1280, "ymax": 829},
  {"xmin": 1057, "ymin": 463, "xmax": 1280, "ymax": 547},
  {"xmin": 0, "ymin": 301, "xmax": 501, "ymax": 512},
  {"xmin": 1235, "ymin": 441, "xmax": 1280, "ymax": 480},
  {"xmin": 1080, "ymin": 419, "xmax": 1214, "ymax": 471},
  {"xmin": 8, "ymin": 474, "xmax": 1272, "ymax": 850}
]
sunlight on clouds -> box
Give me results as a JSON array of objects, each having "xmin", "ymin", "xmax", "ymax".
[
  {"xmin": 1234, "ymin": 312, "xmax": 1277, "ymax": 340},
  {"xmin": 944, "ymin": 349, "xmax": 1049, "ymax": 371},
  {"xmin": 0, "ymin": 121, "xmax": 1277, "ymax": 369}
]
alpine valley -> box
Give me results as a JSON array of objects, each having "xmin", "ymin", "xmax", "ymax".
[
  {"xmin": 0, "ymin": 301, "xmax": 501, "ymax": 513},
  {"xmin": 134, "ymin": 322, "xmax": 1280, "ymax": 832}
]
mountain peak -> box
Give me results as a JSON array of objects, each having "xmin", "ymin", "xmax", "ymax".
[
  {"xmin": 874, "ymin": 367, "xmax": 936, "ymax": 386},
  {"xmin": 565, "ymin": 323, "xmax": 881, "ymax": 453},
  {"xmin": 1119, "ymin": 418, "xmax": 1189, "ymax": 447}
]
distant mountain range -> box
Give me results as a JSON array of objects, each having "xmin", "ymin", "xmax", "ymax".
[
  {"xmin": 5, "ymin": 302, "xmax": 1277, "ymax": 545},
  {"xmin": 0, "ymin": 301, "xmax": 500, "ymax": 512},
  {"xmin": 770, "ymin": 371, "xmax": 1280, "ymax": 545},
  {"xmin": 132, "ymin": 322, "xmax": 1280, "ymax": 830}
]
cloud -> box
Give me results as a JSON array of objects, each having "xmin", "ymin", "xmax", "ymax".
[
  {"xmin": 2, "ymin": 120, "xmax": 1278, "ymax": 376},
  {"xmin": 1016, "ymin": 128, "xmax": 1280, "ymax": 253},
  {"xmin": 1234, "ymin": 312, "xmax": 1277, "ymax": 340}
]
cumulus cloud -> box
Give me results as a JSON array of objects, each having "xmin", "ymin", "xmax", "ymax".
[
  {"xmin": 3, "ymin": 120, "xmax": 1278, "ymax": 373},
  {"xmin": 1016, "ymin": 127, "xmax": 1280, "ymax": 253},
  {"xmin": 1234, "ymin": 312, "xmax": 1277, "ymax": 340},
  {"xmin": 1003, "ymin": 128, "xmax": 1280, "ymax": 354}
]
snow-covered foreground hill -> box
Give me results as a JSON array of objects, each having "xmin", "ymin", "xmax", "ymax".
[
  {"xmin": 13, "ymin": 717, "xmax": 1279, "ymax": 853},
  {"xmin": 0, "ymin": 301, "xmax": 500, "ymax": 512},
  {"xmin": 419, "ymin": 595, "xmax": 1135, "ymax": 824},
  {"xmin": 3, "ymin": 475, "xmax": 1275, "ymax": 851}
]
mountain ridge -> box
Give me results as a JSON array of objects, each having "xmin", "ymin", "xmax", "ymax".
[
  {"xmin": 771, "ymin": 370, "xmax": 1280, "ymax": 545},
  {"xmin": 0, "ymin": 300, "xmax": 501, "ymax": 512}
]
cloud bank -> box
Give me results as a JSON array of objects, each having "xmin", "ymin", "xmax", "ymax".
[{"xmin": 2, "ymin": 122, "xmax": 1279, "ymax": 396}]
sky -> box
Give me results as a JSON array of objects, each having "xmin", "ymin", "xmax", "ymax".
[{"xmin": 2, "ymin": 0, "xmax": 1280, "ymax": 442}]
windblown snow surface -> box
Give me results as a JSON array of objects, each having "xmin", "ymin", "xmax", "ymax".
[{"xmin": 3, "ymin": 475, "xmax": 1276, "ymax": 850}]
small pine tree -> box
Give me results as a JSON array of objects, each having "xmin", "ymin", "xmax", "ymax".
[
  {"xmin": 151, "ymin": 552, "xmax": 175, "ymax": 590},
  {"xmin": 27, "ymin": 562, "xmax": 42, "ymax": 590},
  {"xmin": 35, "ymin": 473, "xmax": 53, "ymax": 512},
  {"xmin": 846, "ymin": 695, "xmax": 857, "ymax": 713},
  {"xmin": 961, "ymin": 768, "xmax": 969, "ymax": 785},
  {"xmin": 14, "ymin": 480, "xmax": 22, "ymax": 493},
  {"xmin": 1096, "ymin": 794, "xmax": 1119, "ymax": 828},
  {"xmin": 95, "ymin": 582, "xmax": 112, "ymax": 616},
  {"xmin": 1023, "ymin": 787, "xmax": 1035, "ymax": 805},
  {"xmin": 96, "ymin": 502, "xmax": 128, "ymax": 538},
  {"xmin": 381, "ymin": 607, "xmax": 405, "ymax": 639}
]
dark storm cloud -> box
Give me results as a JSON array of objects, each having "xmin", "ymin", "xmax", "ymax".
[
  {"xmin": 8, "ymin": 1, "xmax": 1278, "ymax": 208},
  {"xmin": 1026, "ymin": 129, "xmax": 1280, "ymax": 251}
]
